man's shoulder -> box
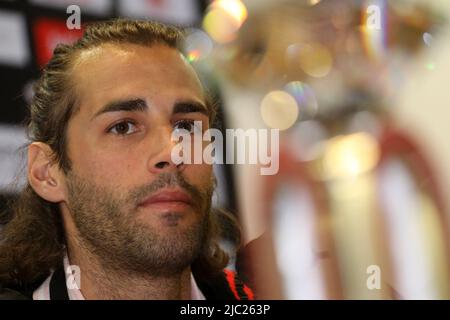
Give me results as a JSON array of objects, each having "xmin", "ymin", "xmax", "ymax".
[
  {"xmin": 195, "ymin": 269, "xmax": 254, "ymax": 300},
  {"xmin": 0, "ymin": 269, "xmax": 255, "ymax": 300},
  {"xmin": 0, "ymin": 286, "xmax": 30, "ymax": 300},
  {"xmin": 0, "ymin": 276, "xmax": 46, "ymax": 300}
]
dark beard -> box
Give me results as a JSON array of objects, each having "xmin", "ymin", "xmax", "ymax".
[{"xmin": 66, "ymin": 171, "xmax": 214, "ymax": 277}]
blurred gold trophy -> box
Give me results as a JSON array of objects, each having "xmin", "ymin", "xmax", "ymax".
[{"xmin": 196, "ymin": 0, "xmax": 450, "ymax": 299}]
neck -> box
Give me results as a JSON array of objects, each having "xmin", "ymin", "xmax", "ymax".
[{"xmin": 64, "ymin": 233, "xmax": 192, "ymax": 300}]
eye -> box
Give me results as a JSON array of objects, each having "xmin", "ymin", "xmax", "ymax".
[
  {"xmin": 108, "ymin": 120, "xmax": 138, "ymax": 136},
  {"xmin": 173, "ymin": 120, "xmax": 202, "ymax": 135}
]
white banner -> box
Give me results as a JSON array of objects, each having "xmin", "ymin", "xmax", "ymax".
[
  {"xmin": 29, "ymin": 0, "xmax": 112, "ymax": 15},
  {"xmin": 118, "ymin": 0, "xmax": 200, "ymax": 26},
  {"xmin": 0, "ymin": 10, "xmax": 29, "ymax": 68},
  {"xmin": 0, "ymin": 125, "xmax": 28, "ymax": 194}
]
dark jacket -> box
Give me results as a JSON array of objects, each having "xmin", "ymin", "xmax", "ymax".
[{"xmin": 0, "ymin": 265, "xmax": 254, "ymax": 300}]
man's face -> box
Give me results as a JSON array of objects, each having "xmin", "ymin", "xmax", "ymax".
[{"xmin": 61, "ymin": 43, "xmax": 214, "ymax": 275}]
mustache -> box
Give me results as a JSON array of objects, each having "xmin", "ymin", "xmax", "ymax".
[{"xmin": 128, "ymin": 172, "xmax": 213, "ymax": 210}]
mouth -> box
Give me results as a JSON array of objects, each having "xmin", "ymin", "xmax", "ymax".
[{"xmin": 138, "ymin": 189, "xmax": 193, "ymax": 211}]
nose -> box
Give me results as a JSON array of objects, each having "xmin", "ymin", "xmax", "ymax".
[{"xmin": 147, "ymin": 126, "xmax": 184, "ymax": 174}]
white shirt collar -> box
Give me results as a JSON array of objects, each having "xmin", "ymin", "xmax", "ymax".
[{"xmin": 33, "ymin": 252, "xmax": 205, "ymax": 300}]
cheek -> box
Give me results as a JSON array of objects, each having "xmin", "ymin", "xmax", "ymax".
[
  {"xmin": 71, "ymin": 143, "xmax": 143, "ymax": 184},
  {"xmin": 184, "ymin": 163, "xmax": 213, "ymax": 187},
  {"xmin": 68, "ymin": 120, "xmax": 144, "ymax": 179}
]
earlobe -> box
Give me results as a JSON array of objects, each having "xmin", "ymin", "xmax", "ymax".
[{"xmin": 28, "ymin": 142, "xmax": 66, "ymax": 203}]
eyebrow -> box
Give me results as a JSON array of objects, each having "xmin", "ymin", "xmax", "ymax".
[
  {"xmin": 172, "ymin": 101, "xmax": 208, "ymax": 117},
  {"xmin": 92, "ymin": 98, "xmax": 148, "ymax": 120},
  {"xmin": 92, "ymin": 98, "xmax": 209, "ymax": 121}
]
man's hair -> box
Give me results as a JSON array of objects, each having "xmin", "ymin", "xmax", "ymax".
[{"xmin": 0, "ymin": 19, "xmax": 233, "ymax": 290}]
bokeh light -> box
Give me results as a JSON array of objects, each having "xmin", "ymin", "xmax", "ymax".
[
  {"xmin": 260, "ymin": 90, "xmax": 299, "ymax": 130},
  {"xmin": 426, "ymin": 62, "xmax": 436, "ymax": 71},
  {"xmin": 297, "ymin": 43, "xmax": 333, "ymax": 78},
  {"xmin": 202, "ymin": 0, "xmax": 248, "ymax": 44},
  {"xmin": 284, "ymin": 81, "xmax": 318, "ymax": 119},
  {"xmin": 423, "ymin": 32, "xmax": 433, "ymax": 47},
  {"xmin": 360, "ymin": 0, "xmax": 388, "ymax": 62},
  {"xmin": 308, "ymin": 0, "xmax": 322, "ymax": 6},
  {"xmin": 322, "ymin": 132, "xmax": 380, "ymax": 179},
  {"xmin": 183, "ymin": 28, "xmax": 213, "ymax": 63}
]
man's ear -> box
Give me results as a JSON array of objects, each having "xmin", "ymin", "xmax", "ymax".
[{"xmin": 28, "ymin": 142, "xmax": 66, "ymax": 203}]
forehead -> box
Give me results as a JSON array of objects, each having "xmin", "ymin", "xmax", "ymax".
[{"xmin": 71, "ymin": 43, "xmax": 205, "ymax": 116}]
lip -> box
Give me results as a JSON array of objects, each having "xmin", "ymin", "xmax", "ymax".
[{"xmin": 138, "ymin": 189, "xmax": 193, "ymax": 208}]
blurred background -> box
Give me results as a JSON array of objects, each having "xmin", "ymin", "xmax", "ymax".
[{"xmin": 1, "ymin": 0, "xmax": 450, "ymax": 299}]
